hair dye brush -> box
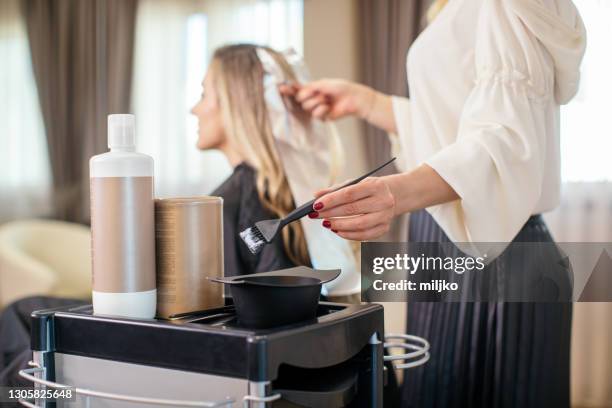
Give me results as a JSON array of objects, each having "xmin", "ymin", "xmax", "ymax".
[{"xmin": 240, "ymin": 157, "xmax": 396, "ymax": 255}]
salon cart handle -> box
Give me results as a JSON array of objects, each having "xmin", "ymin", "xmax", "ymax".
[{"xmin": 384, "ymin": 333, "xmax": 431, "ymax": 370}]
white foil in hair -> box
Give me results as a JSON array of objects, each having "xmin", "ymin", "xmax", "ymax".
[{"xmin": 255, "ymin": 47, "xmax": 360, "ymax": 296}]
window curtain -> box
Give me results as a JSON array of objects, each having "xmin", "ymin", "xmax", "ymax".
[
  {"xmin": 357, "ymin": 0, "xmax": 428, "ymax": 174},
  {"xmin": 356, "ymin": 0, "xmax": 429, "ymax": 249},
  {"xmin": 543, "ymin": 1, "xmax": 612, "ymax": 406},
  {"xmin": 0, "ymin": 0, "xmax": 51, "ymax": 222},
  {"xmin": 356, "ymin": 1, "xmax": 430, "ymax": 354},
  {"xmin": 545, "ymin": 184, "xmax": 612, "ymax": 408},
  {"xmin": 22, "ymin": 0, "xmax": 138, "ymax": 223}
]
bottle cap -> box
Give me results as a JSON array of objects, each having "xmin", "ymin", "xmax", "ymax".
[{"xmin": 108, "ymin": 114, "xmax": 136, "ymax": 149}]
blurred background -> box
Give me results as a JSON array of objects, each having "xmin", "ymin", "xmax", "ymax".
[{"xmin": 0, "ymin": 0, "xmax": 610, "ymax": 406}]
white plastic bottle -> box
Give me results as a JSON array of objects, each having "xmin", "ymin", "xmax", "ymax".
[{"xmin": 90, "ymin": 114, "xmax": 156, "ymax": 319}]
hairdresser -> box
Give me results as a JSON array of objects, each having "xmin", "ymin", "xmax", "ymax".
[{"xmin": 282, "ymin": 1, "xmax": 585, "ymax": 407}]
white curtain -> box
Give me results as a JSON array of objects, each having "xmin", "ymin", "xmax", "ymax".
[
  {"xmin": 543, "ymin": 1, "xmax": 612, "ymax": 406},
  {"xmin": 559, "ymin": 0, "xmax": 612, "ymax": 183},
  {"xmin": 0, "ymin": 0, "xmax": 51, "ymax": 222},
  {"xmin": 131, "ymin": 0, "xmax": 303, "ymax": 198}
]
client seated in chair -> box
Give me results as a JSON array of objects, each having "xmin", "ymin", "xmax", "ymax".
[
  {"xmin": 196, "ymin": 45, "xmax": 306, "ymax": 275},
  {"xmin": 192, "ymin": 44, "xmax": 359, "ymax": 289}
]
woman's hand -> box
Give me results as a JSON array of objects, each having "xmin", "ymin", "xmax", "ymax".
[
  {"xmin": 309, "ymin": 177, "xmax": 396, "ymax": 241},
  {"xmin": 279, "ymin": 79, "xmax": 397, "ymax": 134},
  {"xmin": 308, "ymin": 165, "xmax": 461, "ymax": 241},
  {"xmin": 280, "ymin": 79, "xmax": 375, "ymax": 121}
]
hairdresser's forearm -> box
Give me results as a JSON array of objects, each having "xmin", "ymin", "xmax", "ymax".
[
  {"xmin": 358, "ymin": 89, "xmax": 397, "ymax": 134},
  {"xmin": 384, "ymin": 164, "xmax": 460, "ymax": 215}
]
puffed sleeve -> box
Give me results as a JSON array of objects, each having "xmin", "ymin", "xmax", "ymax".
[{"xmin": 422, "ymin": 0, "xmax": 576, "ymax": 243}]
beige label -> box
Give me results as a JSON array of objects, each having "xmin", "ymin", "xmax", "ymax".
[
  {"xmin": 90, "ymin": 177, "xmax": 156, "ymax": 292},
  {"xmin": 155, "ymin": 197, "xmax": 224, "ymax": 318}
]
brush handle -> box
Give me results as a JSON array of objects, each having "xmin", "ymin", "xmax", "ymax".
[
  {"xmin": 281, "ymin": 198, "xmax": 318, "ymax": 226},
  {"xmin": 334, "ymin": 156, "xmax": 397, "ymax": 190},
  {"xmin": 281, "ymin": 157, "xmax": 397, "ymax": 227}
]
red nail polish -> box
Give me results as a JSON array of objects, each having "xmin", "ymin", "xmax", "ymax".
[
  {"xmin": 308, "ymin": 211, "xmax": 319, "ymax": 219},
  {"xmin": 313, "ymin": 202, "xmax": 324, "ymax": 211},
  {"xmin": 332, "ymin": 229, "xmax": 338, "ymax": 233},
  {"xmin": 322, "ymin": 220, "xmax": 331, "ymax": 228}
]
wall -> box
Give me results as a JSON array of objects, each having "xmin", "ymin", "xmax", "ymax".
[{"xmin": 303, "ymin": 0, "xmax": 367, "ymax": 180}]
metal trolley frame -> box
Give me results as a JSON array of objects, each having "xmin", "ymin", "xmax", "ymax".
[{"xmin": 18, "ymin": 304, "xmax": 429, "ymax": 407}]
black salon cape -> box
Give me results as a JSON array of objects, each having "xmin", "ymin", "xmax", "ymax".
[{"xmin": 212, "ymin": 162, "xmax": 303, "ymax": 277}]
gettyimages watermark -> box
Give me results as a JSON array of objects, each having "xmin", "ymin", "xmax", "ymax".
[{"xmin": 361, "ymin": 242, "xmax": 612, "ymax": 302}]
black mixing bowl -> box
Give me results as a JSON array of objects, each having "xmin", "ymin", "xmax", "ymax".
[{"xmin": 210, "ymin": 267, "xmax": 341, "ymax": 329}]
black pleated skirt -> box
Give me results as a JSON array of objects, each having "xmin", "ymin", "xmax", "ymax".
[{"xmin": 400, "ymin": 210, "xmax": 572, "ymax": 408}]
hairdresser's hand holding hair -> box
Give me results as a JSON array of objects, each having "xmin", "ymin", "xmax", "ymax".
[
  {"xmin": 282, "ymin": 79, "xmax": 459, "ymax": 241},
  {"xmin": 280, "ymin": 79, "xmax": 396, "ymax": 132}
]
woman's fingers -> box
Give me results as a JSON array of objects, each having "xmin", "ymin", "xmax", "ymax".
[
  {"xmin": 287, "ymin": 79, "xmax": 363, "ymax": 121},
  {"xmin": 313, "ymin": 194, "xmax": 393, "ymax": 218},
  {"xmin": 335, "ymin": 222, "xmax": 390, "ymax": 241},
  {"xmin": 312, "ymin": 178, "xmax": 381, "ymax": 212},
  {"xmin": 296, "ymin": 79, "xmax": 340, "ymax": 99},
  {"xmin": 312, "ymin": 104, "xmax": 330, "ymax": 120},
  {"xmin": 310, "ymin": 177, "xmax": 396, "ymax": 241},
  {"xmin": 301, "ymin": 93, "xmax": 328, "ymax": 112},
  {"xmin": 313, "ymin": 187, "xmax": 332, "ymax": 198},
  {"xmin": 322, "ymin": 210, "xmax": 393, "ymax": 232},
  {"xmin": 280, "ymin": 82, "xmax": 332, "ymax": 120},
  {"xmin": 314, "ymin": 185, "xmax": 340, "ymax": 198},
  {"xmin": 278, "ymin": 83, "xmax": 296, "ymax": 96},
  {"xmin": 296, "ymin": 83, "xmax": 324, "ymax": 103},
  {"xmin": 313, "ymin": 180, "xmax": 346, "ymax": 199},
  {"xmin": 328, "ymin": 105, "xmax": 349, "ymax": 120}
]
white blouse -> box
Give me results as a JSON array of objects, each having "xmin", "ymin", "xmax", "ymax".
[{"xmin": 391, "ymin": 0, "xmax": 586, "ymax": 244}]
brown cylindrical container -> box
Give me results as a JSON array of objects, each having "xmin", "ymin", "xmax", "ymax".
[{"xmin": 154, "ymin": 196, "xmax": 224, "ymax": 318}]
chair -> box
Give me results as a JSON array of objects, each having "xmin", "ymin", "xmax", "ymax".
[{"xmin": 0, "ymin": 219, "xmax": 91, "ymax": 308}]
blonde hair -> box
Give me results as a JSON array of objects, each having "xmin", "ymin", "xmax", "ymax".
[
  {"xmin": 209, "ymin": 44, "xmax": 310, "ymax": 266},
  {"xmin": 427, "ymin": 0, "xmax": 448, "ymax": 23}
]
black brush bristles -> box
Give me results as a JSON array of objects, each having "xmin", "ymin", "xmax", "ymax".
[{"xmin": 239, "ymin": 157, "xmax": 397, "ymax": 255}]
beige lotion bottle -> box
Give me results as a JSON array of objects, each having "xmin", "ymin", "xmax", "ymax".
[{"xmin": 90, "ymin": 114, "xmax": 156, "ymax": 319}]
